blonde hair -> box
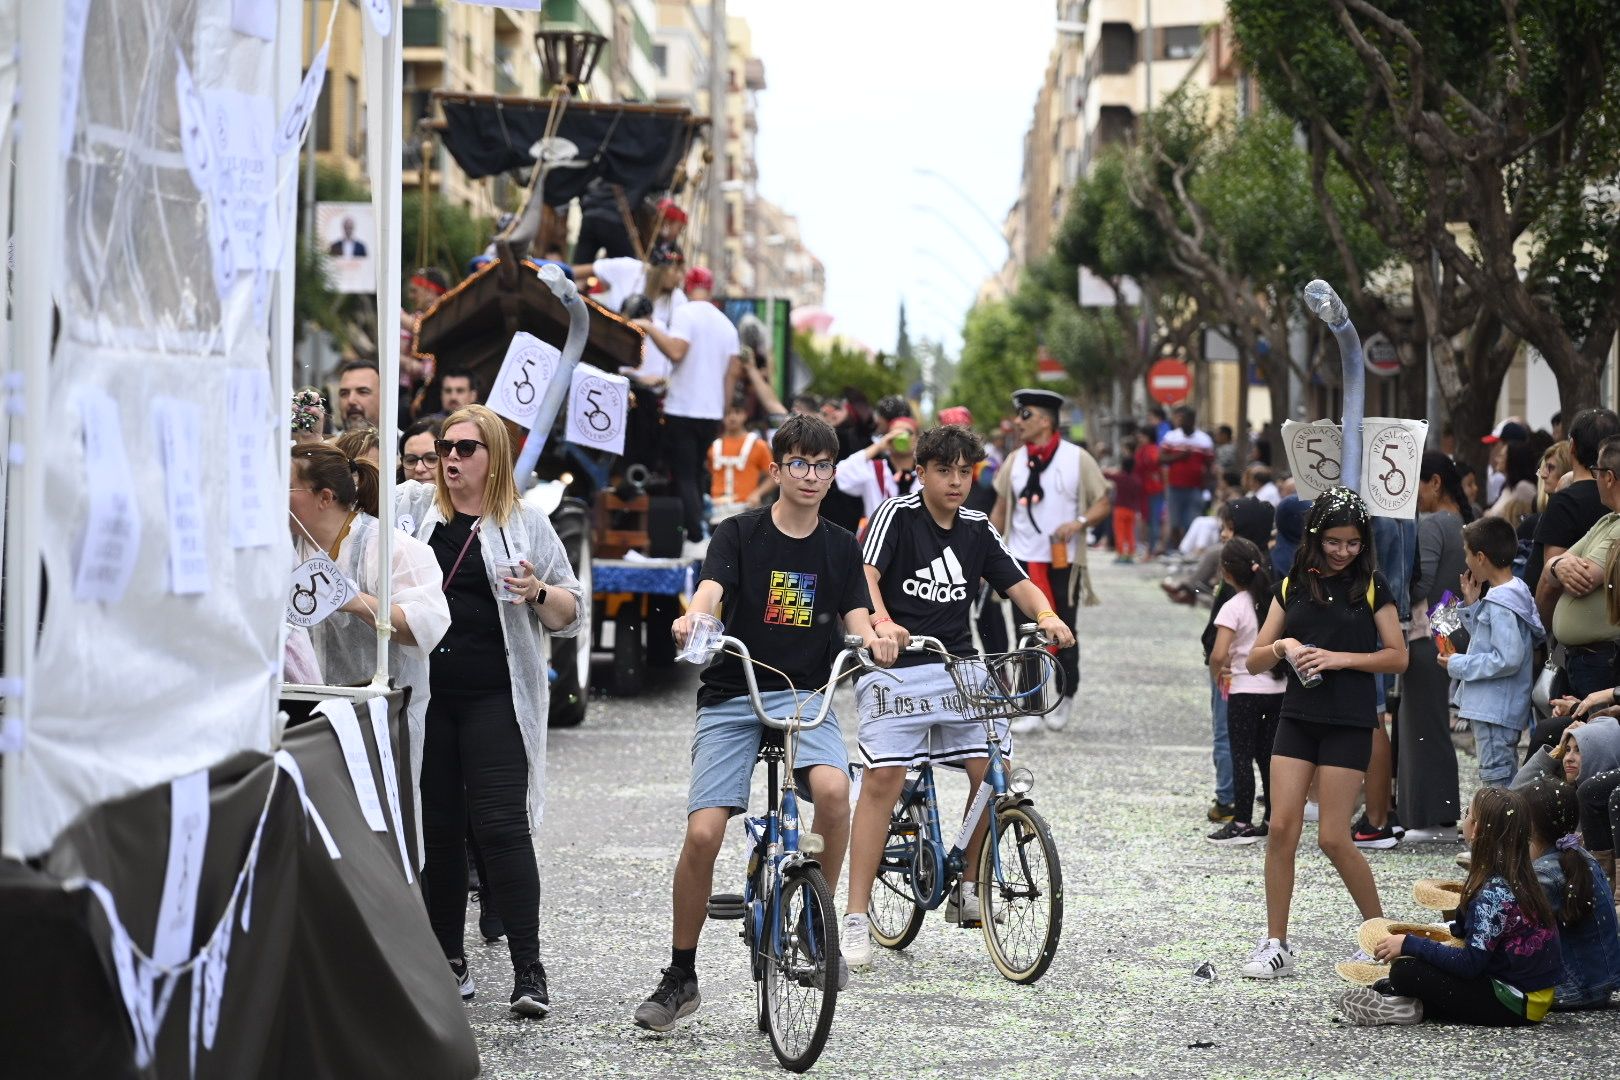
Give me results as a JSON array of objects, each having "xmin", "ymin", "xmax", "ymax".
[
  {"xmin": 332, "ymin": 425, "xmax": 380, "ymax": 463},
  {"xmin": 1538, "ymin": 440, "xmax": 1572, "ymax": 512},
  {"xmin": 434, "ymin": 403, "xmax": 519, "ymax": 525}
]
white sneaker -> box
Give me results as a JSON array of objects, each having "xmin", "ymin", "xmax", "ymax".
[
  {"xmin": 1303, "ymin": 800, "xmax": 1320, "ymax": 823},
  {"xmin": 944, "ymin": 882, "xmax": 982, "ymax": 926},
  {"xmin": 1010, "ymin": 715, "xmax": 1041, "ymax": 735},
  {"xmin": 681, "ymin": 537, "xmax": 710, "ymax": 561},
  {"xmin": 1240, "ymin": 937, "xmax": 1297, "ymax": 979},
  {"xmin": 1339, "ymin": 986, "xmax": 1422, "ymax": 1026},
  {"xmin": 842, "ymin": 913, "xmax": 872, "ymax": 969},
  {"xmin": 1044, "ymin": 695, "xmax": 1076, "ymax": 731}
]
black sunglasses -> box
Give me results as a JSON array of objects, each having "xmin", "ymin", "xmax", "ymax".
[
  {"xmin": 1017, "ymin": 407, "xmax": 1035, "ymax": 420},
  {"xmin": 434, "ymin": 438, "xmax": 486, "ymax": 459}
]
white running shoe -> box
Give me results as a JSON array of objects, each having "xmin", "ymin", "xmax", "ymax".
[
  {"xmin": 1240, "ymin": 937, "xmax": 1297, "ymax": 979},
  {"xmin": 1339, "ymin": 986, "xmax": 1422, "ymax": 1025},
  {"xmin": 1044, "ymin": 695, "xmax": 1077, "ymax": 731},
  {"xmin": 944, "ymin": 882, "xmax": 982, "ymax": 926},
  {"xmin": 843, "ymin": 913, "xmax": 873, "ymax": 969},
  {"xmin": 1010, "ymin": 715, "xmax": 1041, "ymax": 735},
  {"xmin": 1303, "ymin": 800, "xmax": 1320, "ymax": 823}
]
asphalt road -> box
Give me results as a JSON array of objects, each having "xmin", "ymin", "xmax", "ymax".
[{"xmin": 459, "ymin": 557, "xmax": 1620, "ymax": 1079}]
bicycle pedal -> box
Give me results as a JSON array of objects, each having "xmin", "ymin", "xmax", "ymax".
[
  {"xmin": 798, "ymin": 832, "xmax": 825, "ymax": 854},
  {"xmin": 706, "ymin": 892, "xmax": 746, "ymax": 920}
]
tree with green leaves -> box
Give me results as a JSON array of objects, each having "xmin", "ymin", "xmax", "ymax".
[
  {"xmin": 1232, "ymin": 0, "xmax": 1620, "ymax": 423},
  {"xmin": 794, "ymin": 330, "xmax": 904, "ymax": 406}
]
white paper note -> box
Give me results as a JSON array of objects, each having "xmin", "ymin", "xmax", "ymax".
[
  {"xmin": 1360, "ymin": 417, "xmax": 1429, "ymax": 520},
  {"xmin": 360, "ymin": 0, "xmax": 394, "ymax": 37},
  {"xmin": 153, "ymin": 771, "xmax": 211, "ymax": 968},
  {"xmin": 153, "ymin": 399, "xmax": 210, "ymax": 595},
  {"xmin": 61, "ymin": 0, "xmax": 93, "ymax": 153},
  {"xmin": 231, "ymin": 0, "xmax": 276, "ymax": 40},
  {"xmin": 227, "ymin": 368, "xmax": 276, "ymax": 548},
  {"xmin": 565, "ymin": 364, "xmax": 629, "ymax": 456},
  {"xmin": 175, "ymin": 54, "xmax": 220, "ymax": 193},
  {"xmin": 74, "ymin": 390, "xmax": 141, "ymax": 603},
  {"xmin": 487, "ymin": 331, "xmax": 560, "ymax": 428},
  {"xmin": 1280, "ymin": 419, "xmax": 1344, "ymax": 502},
  {"xmin": 314, "ymin": 699, "xmax": 388, "ymax": 831},
  {"xmin": 286, "ymin": 555, "xmax": 354, "ymax": 628},
  {"xmin": 368, "ymin": 697, "xmax": 414, "ymax": 884},
  {"xmin": 203, "ymin": 90, "xmax": 276, "ymax": 275},
  {"xmin": 274, "ymin": 40, "xmax": 329, "ymax": 156}
]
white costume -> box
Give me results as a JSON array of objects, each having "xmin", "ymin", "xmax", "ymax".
[
  {"xmin": 299, "ymin": 513, "xmax": 451, "ymax": 809},
  {"xmin": 395, "ymin": 481, "xmax": 586, "ymax": 826}
]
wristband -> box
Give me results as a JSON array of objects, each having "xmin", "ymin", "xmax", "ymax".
[
  {"xmin": 1273, "ymin": 640, "xmax": 1286, "ymax": 659},
  {"xmin": 1035, "ymin": 610, "xmax": 1058, "ymax": 622},
  {"xmin": 872, "ymin": 615, "xmax": 892, "ymax": 627}
]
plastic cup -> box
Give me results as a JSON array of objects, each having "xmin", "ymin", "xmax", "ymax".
[
  {"xmin": 494, "ymin": 553, "xmax": 527, "ymax": 604},
  {"xmin": 676, "ymin": 611, "xmax": 724, "ymax": 664},
  {"xmin": 1288, "ymin": 643, "xmax": 1324, "ymax": 689}
]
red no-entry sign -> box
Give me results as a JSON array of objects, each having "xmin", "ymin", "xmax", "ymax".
[{"xmin": 1147, "ymin": 358, "xmax": 1192, "ymax": 405}]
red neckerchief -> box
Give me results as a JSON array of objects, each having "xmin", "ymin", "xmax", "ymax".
[{"xmin": 1025, "ymin": 432, "xmax": 1061, "ymax": 466}]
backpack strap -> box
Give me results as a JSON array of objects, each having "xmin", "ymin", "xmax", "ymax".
[{"xmin": 1281, "ymin": 573, "xmax": 1376, "ymax": 607}]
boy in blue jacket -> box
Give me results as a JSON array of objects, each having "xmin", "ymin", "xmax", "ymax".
[{"xmin": 1441, "ymin": 517, "xmax": 1546, "ymax": 788}]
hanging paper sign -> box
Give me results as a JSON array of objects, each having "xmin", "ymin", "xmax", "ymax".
[
  {"xmin": 152, "ymin": 771, "xmax": 211, "ymax": 967},
  {"xmin": 203, "ymin": 90, "xmax": 276, "ymax": 274},
  {"xmin": 1281, "ymin": 419, "xmax": 1344, "ymax": 502},
  {"xmin": 74, "ymin": 390, "xmax": 141, "ymax": 603},
  {"xmin": 274, "ymin": 39, "xmax": 329, "ymax": 156},
  {"xmin": 175, "ymin": 54, "xmax": 219, "ymax": 193},
  {"xmin": 227, "ymin": 368, "xmax": 276, "ymax": 547},
  {"xmin": 488, "ymin": 331, "xmax": 560, "ymax": 428},
  {"xmin": 153, "ymin": 399, "xmax": 210, "ymax": 595},
  {"xmin": 368, "ymin": 697, "xmax": 415, "ymax": 884},
  {"xmin": 231, "ymin": 0, "xmax": 277, "ymax": 41},
  {"xmin": 360, "ymin": 0, "xmax": 394, "ymax": 37},
  {"xmin": 1361, "ymin": 417, "xmax": 1428, "ymax": 520},
  {"xmin": 314, "ymin": 699, "xmax": 388, "ymax": 832},
  {"xmin": 286, "ymin": 555, "xmax": 353, "ymax": 628},
  {"xmin": 565, "ymin": 364, "xmax": 629, "ymax": 456}
]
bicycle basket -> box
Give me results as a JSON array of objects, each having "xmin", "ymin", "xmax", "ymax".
[{"xmin": 946, "ymin": 648, "xmax": 1065, "ymax": 719}]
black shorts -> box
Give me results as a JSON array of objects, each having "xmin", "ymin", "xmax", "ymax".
[{"xmin": 1272, "ymin": 716, "xmax": 1373, "ymax": 771}]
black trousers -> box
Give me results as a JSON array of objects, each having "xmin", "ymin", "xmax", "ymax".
[
  {"xmin": 572, "ymin": 215, "xmax": 635, "ymax": 263},
  {"xmin": 1014, "ymin": 562, "xmax": 1080, "ymax": 697},
  {"xmin": 665, "ymin": 415, "xmax": 718, "ymax": 541},
  {"xmin": 421, "ymin": 688, "xmax": 539, "ymax": 968},
  {"xmin": 1387, "ymin": 957, "xmax": 1534, "ymax": 1026},
  {"xmin": 1227, "ymin": 692, "xmax": 1281, "ymax": 825},
  {"xmin": 1578, "ymin": 769, "xmax": 1620, "ymax": 852}
]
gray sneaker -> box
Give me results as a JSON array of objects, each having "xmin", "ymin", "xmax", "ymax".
[
  {"xmin": 1338, "ymin": 986, "xmax": 1423, "ymax": 1026},
  {"xmin": 633, "ymin": 967, "xmax": 700, "ymax": 1032},
  {"xmin": 448, "ymin": 957, "xmax": 474, "ymax": 1001}
]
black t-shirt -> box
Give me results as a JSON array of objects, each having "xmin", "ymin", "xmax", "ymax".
[
  {"xmin": 1274, "ymin": 570, "xmax": 1394, "ymax": 728},
  {"xmin": 429, "ymin": 512, "xmax": 511, "ymax": 693},
  {"xmin": 863, "ymin": 494, "xmax": 1027, "ymax": 666},
  {"xmin": 1536, "ymin": 479, "xmax": 1607, "ymax": 553},
  {"xmin": 698, "ymin": 508, "xmax": 873, "ymax": 708}
]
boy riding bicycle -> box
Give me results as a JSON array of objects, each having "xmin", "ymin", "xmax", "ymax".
[
  {"xmin": 844, "ymin": 425, "xmax": 1073, "ymax": 970},
  {"xmin": 635, "ymin": 414, "xmax": 899, "ymax": 1031}
]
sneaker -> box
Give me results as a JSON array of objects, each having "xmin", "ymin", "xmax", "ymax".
[
  {"xmin": 1352, "ymin": 816, "xmax": 1400, "ymax": 850},
  {"xmin": 1207, "ymin": 821, "xmax": 1262, "ymax": 847},
  {"xmin": 479, "ymin": 904, "xmax": 505, "ymax": 945},
  {"xmin": 633, "ymin": 966, "xmax": 700, "ymax": 1031},
  {"xmin": 945, "ymin": 881, "xmax": 983, "ymax": 927},
  {"xmin": 843, "ymin": 913, "xmax": 873, "ymax": 969},
  {"xmin": 1338, "ymin": 986, "xmax": 1423, "ymax": 1026},
  {"xmin": 680, "ymin": 537, "xmax": 710, "ymax": 561},
  {"xmin": 1403, "ymin": 826, "xmax": 1460, "ymax": 844},
  {"xmin": 510, "ymin": 960, "xmax": 551, "ymax": 1018},
  {"xmin": 1044, "ymin": 695, "xmax": 1075, "ymax": 732},
  {"xmin": 1010, "ymin": 715, "xmax": 1041, "ymax": 735},
  {"xmin": 1303, "ymin": 800, "xmax": 1320, "ymax": 823},
  {"xmin": 1208, "ymin": 801, "xmax": 1236, "ymax": 824},
  {"xmin": 449, "ymin": 957, "xmax": 475, "ymax": 1001},
  {"xmin": 1240, "ymin": 937, "xmax": 1297, "ymax": 979},
  {"xmin": 1387, "ymin": 809, "xmax": 1406, "ymax": 838}
]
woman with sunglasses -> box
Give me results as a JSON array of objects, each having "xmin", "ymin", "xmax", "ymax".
[{"xmin": 396, "ymin": 404, "xmax": 585, "ymax": 1018}]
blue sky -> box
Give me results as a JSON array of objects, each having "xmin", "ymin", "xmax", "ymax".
[{"xmin": 731, "ymin": 1, "xmax": 1055, "ymax": 354}]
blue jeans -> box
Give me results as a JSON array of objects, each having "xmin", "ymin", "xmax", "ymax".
[
  {"xmin": 1566, "ymin": 648, "xmax": 1617, "ymax": 701},
  {"xmin": 1471, "ymin": 719, "xmax": 1519, "ymax": 788},
  {"xmin": 1211, "ymin": 676, "xmax": 1234, "ymax": 806},
  {"xmin": 1144, "ymin": 492, "xmax": 1165, "ymax": 553},
  {"xmin": 1168, "ymin": 486, "xmax": 1205, "ymax": 540}
]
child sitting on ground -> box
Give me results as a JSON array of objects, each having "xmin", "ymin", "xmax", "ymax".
[
  {"xmin": 1439, "ymin": 518, "xmax": 1545, "ymax": 788},
  {"xmin": 1341, "ymin": 787, "xmax": 1562, "ymax": 1026},
  {"xmin": 1521, "ymin": 777, "xmax": 1620, "ymax": 1009}
]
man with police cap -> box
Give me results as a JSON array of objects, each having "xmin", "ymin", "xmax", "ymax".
[{"xmin": 991, "ymin": 388, "xmax": 1111, "ymax": 733}]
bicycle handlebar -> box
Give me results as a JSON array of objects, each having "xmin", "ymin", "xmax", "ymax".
[{"xmin": 719, "ymin": 634, "xmax": 857, "ymax": 731}]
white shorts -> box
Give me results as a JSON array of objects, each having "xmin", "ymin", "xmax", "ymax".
[{"xmin": 854, "ymin": 662, "xmax": 1010, "ymax": 770}]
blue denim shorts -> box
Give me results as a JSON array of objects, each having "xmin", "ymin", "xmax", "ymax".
[
  {"xmin": 689, "ymin": 689, "xmax": 849, "ymax": 816},
  {"xmin": 1471, "ymin": 718, "xmax": 1521, "ymax": 787}
]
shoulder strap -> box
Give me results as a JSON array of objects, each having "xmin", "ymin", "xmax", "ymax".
[{"xmin": 1282, "ymin": 573, "xmax": 1375, "ymax": 606}]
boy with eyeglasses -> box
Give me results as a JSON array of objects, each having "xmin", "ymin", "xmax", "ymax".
[{"xmin": 634, "ymin": 413, "xmax": 899, "ymax": 1032}]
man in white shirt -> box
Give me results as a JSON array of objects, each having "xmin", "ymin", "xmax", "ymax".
[
  {"xmin": 991, "ymin": 388, "xmax": 1111, "ymax": 734},
  {"xmin": 572, "ymin": 242, "xmax": 688, "ymax": 318},
  {"xmin": 835, "ymin": 416, "xmax": 919, "ymax": 525},
  {"xmin": 636, "ymin": 265, "xmax": 740, "ymax": 556}
]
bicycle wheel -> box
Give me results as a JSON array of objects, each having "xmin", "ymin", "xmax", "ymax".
[
  {"xmin": 977, "ymin": 802, "xmax": 1063, "ymax": 984},
  {"xmin": 869, "ymin": 802, "xmax": 930, "ymax": 951},
  {"xmin": 763, "ymin": 866, "xmax": 839, "ymax": 1072}
]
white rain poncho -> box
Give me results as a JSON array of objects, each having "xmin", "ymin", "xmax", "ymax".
[
  {"xmin": 394, "ymin": 481, "xmax": 585, "ymax": 826},
  {"xmin": 298, "ymin": 513, "xmax": 450, "ymax": 802}
]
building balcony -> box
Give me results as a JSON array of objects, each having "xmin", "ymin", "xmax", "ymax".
[
  {"xmin": 403, "ymin": 4, "xmax": 444, "ymax": 50},
  {"xmin": 1090, "ymin": 70, "xmax": 1140, "ymax": 112}
]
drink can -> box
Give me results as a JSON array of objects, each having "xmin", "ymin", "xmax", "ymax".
[{"xmin": 1050, "ymin": 536, "xmax": 1070, "ymax": 570}]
